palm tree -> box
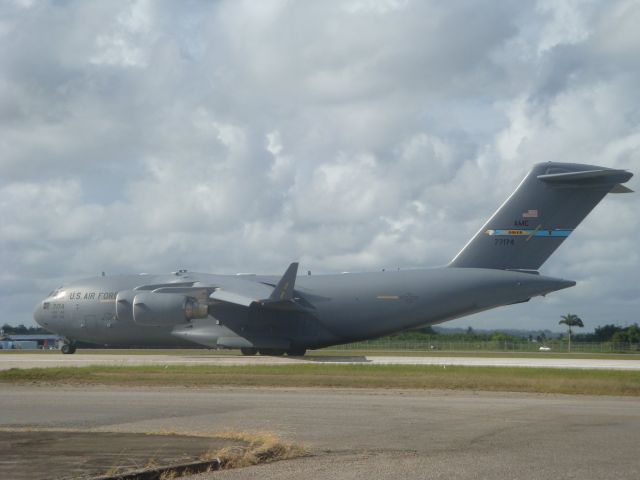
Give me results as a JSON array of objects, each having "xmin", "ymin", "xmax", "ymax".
[{"xmin": 559, "ymin": 314, "xmax": 584, "ymax": 352}]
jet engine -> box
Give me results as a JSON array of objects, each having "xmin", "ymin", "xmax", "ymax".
[
  {"xmin": 115, "ymin": 290, "xmax": 137, "ymax": 322},
  {"xmin": 132, "ymin": 292, "xmax": 208, "ymax": 326}
]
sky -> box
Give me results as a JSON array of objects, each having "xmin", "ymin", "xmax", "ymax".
[{"xmin": 1, "ymin": 0, "xmax": 638, "ymax": 332}]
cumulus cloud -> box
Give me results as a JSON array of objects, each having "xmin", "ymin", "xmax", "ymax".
[{"xmin": 0, "ymin": 0, "xmax": 638, "ymax": 330}]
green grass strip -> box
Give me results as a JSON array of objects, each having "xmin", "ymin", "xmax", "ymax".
[{"xmin": 1, "ymin": 364, "xmax": 639, "ymax": 396}]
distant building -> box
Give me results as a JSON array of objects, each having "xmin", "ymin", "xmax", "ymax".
[{"xmin": 0, "ymin": 334, "xmax": 61, "ymax": 350}]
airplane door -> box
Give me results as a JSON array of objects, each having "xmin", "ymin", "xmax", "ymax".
[
  {"xmin": 102, "ymin": 313, "xmax": 113, "ymax": 328},
  {"xmin": 81, "ymin": 315, "xmax": 95, "ymax": 329},
  {"xmin": 71, "ymin": 304, "xmax": 82, "ymax": 329}
]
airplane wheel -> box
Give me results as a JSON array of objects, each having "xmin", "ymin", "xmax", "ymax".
[
  {"xmin": 259, "ymin": 349, "xmax": 285, "ymax": 356},
  {"xmin": 61, "ymin": 344, "xmax": 76, "ymax": 355},
  {"xmin": 240, "ymin": 347, "xmax": 258, "ymax": 356},
  {"xmin": 287, "ymin": 348, "xmax": 306, "ymax": 356}
]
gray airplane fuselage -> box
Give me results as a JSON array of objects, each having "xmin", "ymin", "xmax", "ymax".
[
  {"xmin": 34, "ymin": 267, "xmax": 573, "ymax": 349},
  {"xmin": 32, "ymin": 162, "xmax": 633, "ymax": 353}
]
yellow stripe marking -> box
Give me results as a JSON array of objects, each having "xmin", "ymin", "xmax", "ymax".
[{"xmin": 526, "ymin": 224, "xmax": 542, "ymax": 242}]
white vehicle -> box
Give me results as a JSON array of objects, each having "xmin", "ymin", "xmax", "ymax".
[{"xmin": 539, "ymin": 346, "xmax": 551, "ymax": 351}]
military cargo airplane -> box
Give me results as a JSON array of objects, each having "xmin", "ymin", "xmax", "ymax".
[{"xmin": 33, "ymin": 162, "xmax": 633, "ymax": 355}]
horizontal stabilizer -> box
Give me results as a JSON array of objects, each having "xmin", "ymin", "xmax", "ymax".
[{"xmin": 537, "ymin": 168, "xmax": 632, "ymax": 188}]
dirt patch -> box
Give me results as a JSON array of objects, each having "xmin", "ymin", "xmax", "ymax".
[{"xmin": 0, "ymin": 431, "xmax": 236, "ymax": 480}]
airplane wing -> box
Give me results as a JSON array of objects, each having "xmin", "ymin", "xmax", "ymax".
[
  {"xmin": 209, "ymin": 262, "xmax": 309, "ymax": 311},
  {"xmin": 171, "ymin": 263, "xmax": 309, "ymax": 350},
  {"xmin": 120, "ymin": 262, "xmax": 310, "ymax": 319},
  {"xmin": 209, "ymin": 289, "xmax": 255, "ymax": 307}
]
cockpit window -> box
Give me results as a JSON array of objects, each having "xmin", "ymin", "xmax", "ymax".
[{"xmin": 48, "ymin": 288, "xmax": 65, "ymax": 300}]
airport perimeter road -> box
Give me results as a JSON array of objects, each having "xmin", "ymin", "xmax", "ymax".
[
  {"xmin": 2, "ymin": 352, "xmax": 640, "ymax": 370},
  {"xmin": 1, "ymin": 385, "xmax": 639, "ymax": 480}
]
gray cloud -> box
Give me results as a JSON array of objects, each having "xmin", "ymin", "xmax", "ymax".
[{"xmin": 1, "ymin": 0, "xmax": 638, "ymax": 331}]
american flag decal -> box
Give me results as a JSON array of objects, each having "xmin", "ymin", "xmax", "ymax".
[{"xmin": 522, "ymin": 209, "xmax": 538, "ymax": 218}]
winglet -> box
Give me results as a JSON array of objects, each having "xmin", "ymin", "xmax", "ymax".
[{"xmin": 269, "ymin": 262, "xmax": 299, "ymax": 302}]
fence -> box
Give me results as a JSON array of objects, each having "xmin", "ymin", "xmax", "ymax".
[{"xmin": 323, "ymin": 338, "xmax": 640, "ymax": 353}]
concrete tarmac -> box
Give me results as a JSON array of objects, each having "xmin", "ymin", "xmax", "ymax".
[
  {"xmin": 2, "ymin": 352, "xmax": 640, "ymax": 370},
  {"xmin": 1, "ymin": 385, "xmax": 639, "ymax": 479}
]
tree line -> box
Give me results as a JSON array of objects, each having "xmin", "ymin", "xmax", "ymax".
[
  {"xmin": 1, "ymin": 324, "xmax": 50, "ymax": 335},
  {"xmin": 388, "ymin": 323, "xmax": 640, "ymax": 344},
  {"xmin": 574, "ymin": 323, "xmax": 640, "ymax": 344}
]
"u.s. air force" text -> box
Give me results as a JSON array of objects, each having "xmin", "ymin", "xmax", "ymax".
[{"xmin": 69, "ymin": 292, "xmax": 117, "ymax": 300}]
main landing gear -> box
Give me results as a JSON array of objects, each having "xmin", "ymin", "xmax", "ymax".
[
  {"xmin": 60, "ymin": 341, "xmax": 77, "ymax": 355},
  {"xmin": 286, "ymin": 348, "xmax": 307, "ymax": 356},
  {"xmin": 258, "ymin": 348, "xmax": 286, "ymax": 356},
  {"xmin": 240, "ymin": 347, "xmax": 307, "ymax": 356}
]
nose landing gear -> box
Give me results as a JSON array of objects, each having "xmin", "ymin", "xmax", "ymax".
[{"xmin": 60, "ymin": 341, "xmax": 77, "ymax": 354}]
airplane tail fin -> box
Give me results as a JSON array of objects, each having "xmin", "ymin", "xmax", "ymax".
[{"xmin": 449, "ymin": 162, "xmax": 633, "ymax": 271}]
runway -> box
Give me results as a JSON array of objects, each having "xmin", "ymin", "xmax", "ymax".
[
  {"xmin": 2, "ymin": 352, "xmax": 640, "ymax": 370},
  {"xmin": 1, "ymin": 385, "xmax": 639, "ymax": 479}
]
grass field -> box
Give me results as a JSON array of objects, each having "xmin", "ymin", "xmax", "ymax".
[{"xmin": 2, "ymin": 363, "xmax": 639, "ymax": 396}]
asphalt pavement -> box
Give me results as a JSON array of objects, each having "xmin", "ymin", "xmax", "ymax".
[{"xmin": 1, "ymin": 385, "xmax": 639, "ymax": 479}]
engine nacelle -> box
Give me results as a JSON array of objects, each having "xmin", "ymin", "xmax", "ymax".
[
  {"xmin": 115, "ymin": 290, "xmax": 137, "ymax": 322},
  {"xmin": 132, "ymin": 292, "xmax": 208, "ymax": 326}
]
